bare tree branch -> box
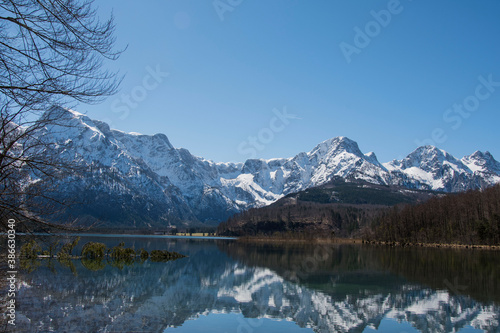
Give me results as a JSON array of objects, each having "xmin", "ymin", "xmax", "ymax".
[{"xmin": 0, "ymin": 0, "xmax": 123, "ymax": 231}]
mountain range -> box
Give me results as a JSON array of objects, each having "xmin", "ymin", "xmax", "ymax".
[{"xmin": 27, "ymin": 107, "xmax": 500, "ymax": 228}]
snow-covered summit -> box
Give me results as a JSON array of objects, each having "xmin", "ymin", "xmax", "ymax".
[
  {"xmin": 384, "ymin": 145, "xmax": 479, "ymax": 192},
  {"xmin": 462, "ymin": 150, "xmax": 500, "ymax": 174},
  {"xmin": 462, "ymin": 150, "xmax": 500, "ymax": 187},
  {"xmin": 397, "ymin": 145, "xmax": 468, "ymax": 172}
]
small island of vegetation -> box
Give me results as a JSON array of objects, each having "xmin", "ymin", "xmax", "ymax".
[{"xmin": 19, "ymin": 237, "xmax": 187, "ymax": 273}]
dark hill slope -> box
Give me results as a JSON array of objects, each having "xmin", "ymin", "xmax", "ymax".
[{"xmin": 217, "ymin": 178, "xmax": 437, "ymax": 237}]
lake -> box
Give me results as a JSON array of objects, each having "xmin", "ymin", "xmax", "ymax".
[{"xmin": 4, "ymin": 235, "xmax": 500, "ymax": 332}]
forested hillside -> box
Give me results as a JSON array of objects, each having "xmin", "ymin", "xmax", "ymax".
[
  {"xmin": 369, "ymin": 184, "xmax": 500, "ymax": 245},
  {"xmin": 217, "ymin": 201, "xmax": 381, "ymax": 238},
  {"xmin": 218, "ymin": 178, "xmax": 500, "ymax": 246},
  {"xmin": 217, "ymin": 178, "xmax": 436, "ymax": 238}
]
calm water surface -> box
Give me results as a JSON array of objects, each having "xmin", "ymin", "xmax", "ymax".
[{"xmin": 3, "ymin": 235, "xmax": 500, "ymax": 333}]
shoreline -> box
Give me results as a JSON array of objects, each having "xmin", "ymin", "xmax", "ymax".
[
  {"xmin": 363, "ymin": 240, "xmax": 500, "ymax": 250},
  {"xmin": 236, "ymin": 237, "xmax": 362, "ymax": 244},
  {"xmin": 5, "ymin": 232, "xmax": 236, "ymax": 240},
  {"xmin": 5, "ymin": 233, "xmax": 499, "ymax": 250},
  {"xmin": 235, "ymin": 236, "xmax": 500, "ymax": 250}
]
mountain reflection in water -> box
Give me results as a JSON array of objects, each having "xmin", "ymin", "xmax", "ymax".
[{"xmin": 7, "ymin": 236, "xmax": 500, "ymax": 333}]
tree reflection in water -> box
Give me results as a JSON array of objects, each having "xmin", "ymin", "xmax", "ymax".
[{"xmin": 10, "ymin": 237, "xmax": 500, "ymax": 333}]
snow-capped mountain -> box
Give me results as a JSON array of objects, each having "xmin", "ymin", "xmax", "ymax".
[
  {"xmin": 28, "ymin": 107, "xmax": 500, "ymax": 227},
  {"xmin": 462, "ymin": 150, "xmax": 500, "ymax": 188},
  {"xmin": 385, "ymin": 146, "xmax": 472, "ymax": 192}
]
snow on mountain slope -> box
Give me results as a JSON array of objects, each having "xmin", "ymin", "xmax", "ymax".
[
  {"xmin": 384, "ymin": 145, "xmax": 483, "ymax": 192},
  {"xmin": 34, "ymin": 107, "xmax": 197, "ymax": 227},
  {"xmin": 225, "ymin": 137, "xmax": 392, "ymax": 209},
  {"xmin": 296, "ymin": 136, "xmax": 390, "ymax": 187},
  {"xmin": 27, "ymin": 107, "xmax": 500, "ymax": 226},
  {"xmin": 462, "ymin": 151, "xmax": 500, "ymax": 186}
]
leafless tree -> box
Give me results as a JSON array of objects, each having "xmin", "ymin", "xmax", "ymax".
[{"xmin": 0, "ymin": 0, "xmax": 123, "ymax": 231}]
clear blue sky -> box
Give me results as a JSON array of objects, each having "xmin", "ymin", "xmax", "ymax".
[{"xmin": 82, "ymin": 0, "xmax": 500, "ymax": 163}]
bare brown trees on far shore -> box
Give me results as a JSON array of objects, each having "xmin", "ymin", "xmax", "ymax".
[{"xmin": 370, "ymin": 184, "xmax": 500, "ymax": 245}]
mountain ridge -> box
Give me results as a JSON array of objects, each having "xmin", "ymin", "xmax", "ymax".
[{"xmin": 25, "ymin": 107, "xmax": 500, "ymax": 228}]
